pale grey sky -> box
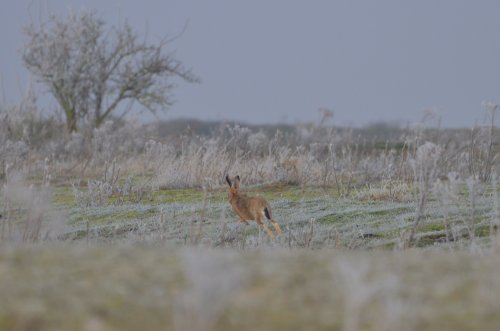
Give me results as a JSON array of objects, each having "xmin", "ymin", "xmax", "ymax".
[{"xmin": 1, "ymin": 0, "xmax": 500, "ymax": 127}]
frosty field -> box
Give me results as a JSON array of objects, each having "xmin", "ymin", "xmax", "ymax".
[
  {"xmin": 1, "ymin": 179, "xmax": 500, "ymax": 330},
  {"xmin": 1, "ymin": 109, "xmax": 499, "ymax": 330},
  {"xmin": 52, "ymin": 182, "xmax": 498, "ymax": 250},
  {"xmin": 3, "ymin": 3, "xmax": 500, "ymax": 329}
]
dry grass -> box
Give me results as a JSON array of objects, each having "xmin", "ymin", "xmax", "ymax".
[
  {"xmin": 1, "ymin": 101, "xmax": 499, "ymax": 330},
  {"xmin": 1, "ymin": 246, "xmax": 500, "ymax": 331}
]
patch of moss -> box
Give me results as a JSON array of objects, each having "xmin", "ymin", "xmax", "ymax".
[
  {"xmin": 73, "ymin": 208, "xmax": 158, "ymax": 225},
  {"xmin": 317, "ymin": 206, "xmax": 412, "ymax": 225},
  {"xmin": 317, "ymin": 213, "xmax": 347, "ymax": 224},
  {"xmin": 247, "ymin": 184, "xmax": 340, "ymax": 202},
  {"xmin": 475, "ymin": 224, "xmax": 494, "ymax": 238},
  {"xmin": 52, "ymin": 187, "xmax": 76, "ymax": 206},
  {"xmin": 153, "ymin": 188, "xmax": 217, "ymax": 203},
  {"xmin": 382, "ymin": 241, "xmax": 397, "ymax": 249},
  {"xmin": 416, "ymin": 232, "xmax": 449, "ymax": 247},
  {"xmin": 420, "ymin": 223, "xmax": 446, "ymax": 232},
  {"xmin": 65, "ymin": 229, "xmax": 88, "ymax": 240},
  {"xmin": 368, "ymin": 207, "xmax": 413, "ymax": 217}
]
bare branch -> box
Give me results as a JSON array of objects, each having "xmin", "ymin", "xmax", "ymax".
[{"xmin": 22, "ymin": 10, "xmax": 198, "ymax": 132}]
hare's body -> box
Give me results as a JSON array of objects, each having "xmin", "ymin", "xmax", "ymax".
[
  {"xmin": 226, "ymin": 175, "xmax": 281, "ymax": 238},
  {"xmin": 229, "ymin": 194, "xmax": 270, "ymax": 223}
]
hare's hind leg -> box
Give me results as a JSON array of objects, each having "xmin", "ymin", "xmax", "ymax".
[
  {"xmin": 255, "ymin": 214, "xmax": 274, "ymax": 239},
  {"xmin": 270, "ymin": 220, "xmax": 282, "ymax": 235},
  {"xmin": 264, "ymin": 207, "xmax": 282, "ymax": 235}
]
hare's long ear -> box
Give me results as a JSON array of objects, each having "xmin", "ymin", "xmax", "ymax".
[
  {"xmin": 225, "ymin": 175, "xmax": 232, "ymax": 187},
  {"xmin": 234, "ymin": 175, "xmax": 240, "ymax": 189}
]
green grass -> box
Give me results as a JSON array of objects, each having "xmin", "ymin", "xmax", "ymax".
[
  {"xmin": 52, "ymin": 186, "xmax": 76, "ymax": 206},
  {"xmin": 70, "ymin": 207, "xmax": 158, "ymax": 225},
  {"xmin": 3, "ymin": 178, "xmax": 498, "ymax": 330},
  {"xmin": 317, "ymin": 206, "xmax": 413, "ymax": 225},
  {"xmin": 135, "ymin": 188, "xmax": 209, "ymax": 204},
  {"xmin": 245, "ymin": 183, "xmax": 341, "ymax": 201},
  {"xmin": 38, "ymin": 182, "xmax": 496, "ymax": 250}
]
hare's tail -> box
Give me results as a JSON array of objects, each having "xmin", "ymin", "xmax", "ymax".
[{"xmin": 264, "ymin": 207, "xmax": 272, "ymax": 220}]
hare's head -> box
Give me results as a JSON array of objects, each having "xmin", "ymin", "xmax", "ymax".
[{"xmin": 225, "ymin": 175, "xmax": 240, "ymax": 196}]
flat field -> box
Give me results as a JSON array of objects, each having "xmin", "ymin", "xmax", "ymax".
[
  {"xmin": 1, "ymin": 182, "xmax": 499, "ymax": 330},
  {"xmin": 1, "ymin": 118, "xmax": 499, "ymax": 330}
]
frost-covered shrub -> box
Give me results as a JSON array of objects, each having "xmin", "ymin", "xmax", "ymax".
[
  {"xmin": 1, "ymin": 173, "xmax": 66, "ymax": 241},
  {"xmin": 411, "ymin": 142, "xmax": 442, "ymax": 184},
  {"xmin": 247, "ymin": 130, "xmax": 268, "ymax": 154},
  {"xmin": 91, "ymin": 119, "xmax": 147, "ymax": 164},
  {"xmin": 1, "ymin": 93, "xmax": 497, "ymax": 190},
  {"xmin": 0, "ymin": 141, "xmax": 29, "ymax": 168},
  {"xmin": 72, "ymin": 180, "xmax": 114, "ymax": 207},
  {"xmin": 355, "ymin": 181, "xmax": 411, "ymax": 202},
  {"xmin": 0, "ymin": 98, "xmax": 42, "ymax": 173},
  {"xmin": 406, "ymin": 142, "xmax": 443, "ymax": 247}
]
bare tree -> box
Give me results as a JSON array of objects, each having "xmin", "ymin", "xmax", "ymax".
[{"xmin": 22, "ymin": 11, "xmax": 198, "ymax": 132}]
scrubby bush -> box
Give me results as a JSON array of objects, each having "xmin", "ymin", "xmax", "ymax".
[{"xmin": 1, "ymin": 90, "xmax": 498, "ymax": 206}]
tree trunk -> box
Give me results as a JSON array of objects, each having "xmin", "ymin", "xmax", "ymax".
[{"xmin": 65, "ymin": 109, "xmax": 78, "ymax": 133}]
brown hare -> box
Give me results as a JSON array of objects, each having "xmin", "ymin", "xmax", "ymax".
[{"xmin": 225, "ymin": 175, "xmax": 282, "ymax": 238}]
